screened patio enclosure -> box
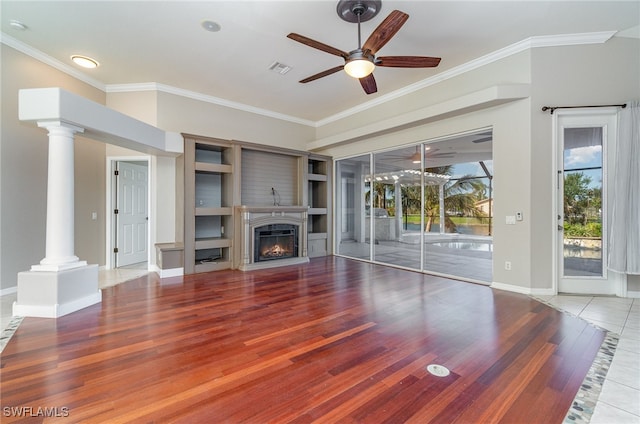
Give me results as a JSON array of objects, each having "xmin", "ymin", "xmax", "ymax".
[{"xmin": 335, "ymin": 130, "xmax": 494, "ymax": 284}]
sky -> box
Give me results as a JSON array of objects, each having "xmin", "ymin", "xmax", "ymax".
[
  {"xmin": 564, "ymin": 145, "xmax": 602, "ymax": 189},
  {"xmin": 451, "ymin": 160, "xmax": 492, "ymax": 180}
]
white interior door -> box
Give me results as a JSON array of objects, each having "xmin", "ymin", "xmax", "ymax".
[
  {"xmin": 556, "ymin": 110, "xmax": 624, "ymax": 295},
  {"xmin": 116, "ymin": 161, "xmax": 148, "ymax": 267}
]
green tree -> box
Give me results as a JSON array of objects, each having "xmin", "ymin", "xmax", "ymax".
[
  {"xmin": 564, "ymin": 172, "xmax": 596, "ymax": 225},
  {"xmin": 423, "ymin": 166, "xmax": 487, "ymax": 232}
]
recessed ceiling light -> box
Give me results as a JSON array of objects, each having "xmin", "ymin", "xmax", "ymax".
[
  {"xmin": 71, "ymin": 55, "xmax": 99, "ymax": 69},
  {"xmin": 201, "ymin": 20, "xmax": 221, "ymax": 32},
  {"xmin": 9, "ymin": 20, "xmax": 28, "ymax": 31}
]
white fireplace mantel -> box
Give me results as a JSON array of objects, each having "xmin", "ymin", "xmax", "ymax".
[{"xmin": 236, "ymin": 206, "xmax": 309, "ymax": 271}]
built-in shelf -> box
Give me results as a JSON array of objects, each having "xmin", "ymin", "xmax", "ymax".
[
  {"xmin": 195, "ymin": 237, "xmax": 231, "ymax": 250},
  {"xmin": 194, "ymin": 247, "xmax": 230, "ymax": 273},
  {"xmin": 195, "ymin": 207, "xmax": 233, "ymax": 216},
  {"xmin": 306, "ymin": 156, "xmax": 331, "ymax": 257},
  {"xmin": 184, "ymin": 136, "xmax": 235, "ymax": 274},
  {"xmin": 307, "ymin": 173, "xmax": 327, "ymax": 182},
  {"xmin": 195, "ymin": 162, "xmax": 232, "ymax": 174}
]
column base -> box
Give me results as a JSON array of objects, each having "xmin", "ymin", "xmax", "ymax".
[
  {"xmin": 31, "ymin": 259, "xmax": 88, "ymax": 272},
  {"xmin": 13, "ymin": 264, "xmax": 102, "ymax": 318}
]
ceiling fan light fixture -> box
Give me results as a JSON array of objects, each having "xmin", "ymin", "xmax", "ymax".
[
  {"xmin": 344, "ymin": 50, "xmax": 375, "ymax": 78},
  {"xmin": 344, "ymin": 58, "xmax": 375, "ymax": 78}
]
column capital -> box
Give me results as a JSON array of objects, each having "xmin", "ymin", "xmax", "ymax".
[{"xmin": 37, "ymin": 120, "xmax": 84, "ymax": 134}]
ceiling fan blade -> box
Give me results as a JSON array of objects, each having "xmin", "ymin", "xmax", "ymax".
[
  {"xmin": 299, "ymin": 65, "xmax": 345, "ymax": 83},
  {"xmin": 359, "ymin": 73, "xmax": 377, "ymax": 95},
  {"xmin": 362, "ymin": 10, "xmax": 409, "ymax": 55},
  {"xmin": 287, "ymin": 33, "xmax": 349, "ymax": 59},
  {"xmin": 428, "ymin": 153, "xmax": 455, "ymax": 158},
  {"xmin": 376, "ymin": 56, "xmax": 441, "ymax": 68},
  {"xmin": 472, "ymin": 136, "xmax": 493, "ymax": 143}
]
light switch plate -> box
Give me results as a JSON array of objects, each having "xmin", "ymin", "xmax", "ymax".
[{"xmin": 506, "ymin": 215, "xmax": 516, "ymax": 225}]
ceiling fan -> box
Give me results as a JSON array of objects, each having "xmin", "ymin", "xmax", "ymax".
[
  {"xmin": 287, "ymin": 0, "xmax": 441, "ymax": 94},
  {"xmin": 385, "ymin": 146, "xmax": 455, "ymax": 164}
]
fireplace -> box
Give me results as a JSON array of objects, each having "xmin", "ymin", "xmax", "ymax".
[
  {"xmin": 255, "ymin": 224, "xmax": 298, "ymax": 262},
  {"xmin": 236, "ymin": 206, "xmax": 309, "ymax": 271}
]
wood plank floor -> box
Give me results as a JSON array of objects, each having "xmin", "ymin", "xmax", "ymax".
[{"xmin": 1, "ymin": 257, "xmax": 604, "ymax": 423}]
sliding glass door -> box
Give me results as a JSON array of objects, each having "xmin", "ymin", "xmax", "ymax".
[
  {"xmin": 336, "ymin": 155, "xmax": 370, "ymax": 260},
  {"xmin": 335, "ymin": 131, "xmax": 493, "ymax": 283},
  {"xmin": 372, "ymin": 148, "xmax": 423, "ymax": 270}
]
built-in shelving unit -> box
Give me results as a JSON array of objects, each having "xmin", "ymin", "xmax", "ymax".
[
  {"xmin": 307, "ymin": 155, "xmax": 331, "ymax": 258},
  {"xmin": 183, "ymin": 134, "xmax": 332, "ymax": 274},
  {"xmin": 184, "ymin": 136, "xmax": 235, "ymax": 273}
]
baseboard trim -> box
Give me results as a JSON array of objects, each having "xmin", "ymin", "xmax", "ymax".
[
  {"xmin": 627, "ymin": 290, "xmax": 640, "ymax": 299},
  {"xmin": 490, "ymin": 281, "xmax": 531, "ymax": 295},
  {"xmin": 13, "ymin": 291, "xmax": 102, "ymax": 318},
  {"xmin": 490, "ymin": 282, "xmax": 555, "ymax": 296},
  {"xmin": 150, "ymin": 265, "xmax": 184, "ymax": 278}
]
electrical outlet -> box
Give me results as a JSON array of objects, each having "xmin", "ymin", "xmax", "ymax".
[
  {"xmin": 516, "ymin": 212, "xmax": 523, "ymax": 221},
  {"xmin": 505, "ymin": 261, "xmax": 512, "ymax": 270}
]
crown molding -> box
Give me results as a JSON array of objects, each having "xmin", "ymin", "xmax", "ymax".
[
  {"xmin": 315, "ymin": 31, "xmax": 617, "ymax": 127},
  {"xmin": 3, "ymin": 30, "xmax": 616, "ymax": 128},
  {"xmin": 105, "ymin": 83, "xmax": 315, "ymax": 127},
  {"xmin": 1, "ymin": 32, "xmax": 105, "ymax": 92}
]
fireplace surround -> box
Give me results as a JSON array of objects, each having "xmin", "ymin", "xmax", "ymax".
[{"xmin": 236, "ymin": 206, "xmax": 309, "ymax": 271}]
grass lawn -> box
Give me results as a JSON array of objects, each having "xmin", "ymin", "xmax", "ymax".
[{"xmin": 402, "ymin": 215, "xmax": 491, "ymax": 225}]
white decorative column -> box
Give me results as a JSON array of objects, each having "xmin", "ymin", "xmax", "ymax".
[
  {"xmin": 33, "ymin": 122, "xmax": 86, "ymax": 271},
  {"xmin": 14, "ymin": 120, "xmax": 101, "ymax": 318},
  {"xmin": 439, "ymin": 184, "xmax": 446, "ymax": 234},
  {"xmin": 394, "ymin": 179, "xmax": 402, "ymax": 241}
]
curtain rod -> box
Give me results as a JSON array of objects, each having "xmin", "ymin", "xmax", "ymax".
[{"xmin": 541, "ymin": 104, "xmax": 627, "ymax": 115}]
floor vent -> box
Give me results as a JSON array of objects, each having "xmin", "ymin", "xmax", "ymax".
[{"xmin": 426, "ymin": 364, "xmax": 450, "ymax": 377}]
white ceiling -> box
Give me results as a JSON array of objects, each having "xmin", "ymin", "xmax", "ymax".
[{"xmin": 2, "ymin": 1, "xmax": 639, "ymax": 124}]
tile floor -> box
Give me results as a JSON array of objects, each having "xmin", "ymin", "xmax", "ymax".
[
  {"xmin": 1, "ymin": 268, "xmax": 638, "ymax": 423},
  {"xmin": 537, "ymin": 295, "xmax": 640, "ymax": 423}
]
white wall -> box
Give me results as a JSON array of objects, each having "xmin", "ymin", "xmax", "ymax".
[{"xmin": 156, "ymin": 91, "xmax": 315, "ymax": 150}]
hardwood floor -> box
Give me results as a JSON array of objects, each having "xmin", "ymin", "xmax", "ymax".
[{"xmin": 1, "ymin": 257, "xmax": 604, "ymax": 423}]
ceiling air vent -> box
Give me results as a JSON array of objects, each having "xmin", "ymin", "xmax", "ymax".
[{"xmin": 268, "ymin": 61, "xmax": 292, "ymax": 75}]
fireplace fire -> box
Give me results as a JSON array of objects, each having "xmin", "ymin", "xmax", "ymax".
[{"xmin": 254, "ymin": 224, "xmax": 298, "ymax": 262}]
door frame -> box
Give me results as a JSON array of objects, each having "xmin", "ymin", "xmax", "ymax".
[
  {"xmin": 105, "ymin": 156, "xmax": 152, "ymax": 269},
  {"xmin": 551, "ymin": 108, "xmax": 626, "ymax": 296}
]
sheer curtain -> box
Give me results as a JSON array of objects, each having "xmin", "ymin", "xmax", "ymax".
[{"xmin": 608, "ymin": 100, "xmax": 640, "ymax": 274}]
